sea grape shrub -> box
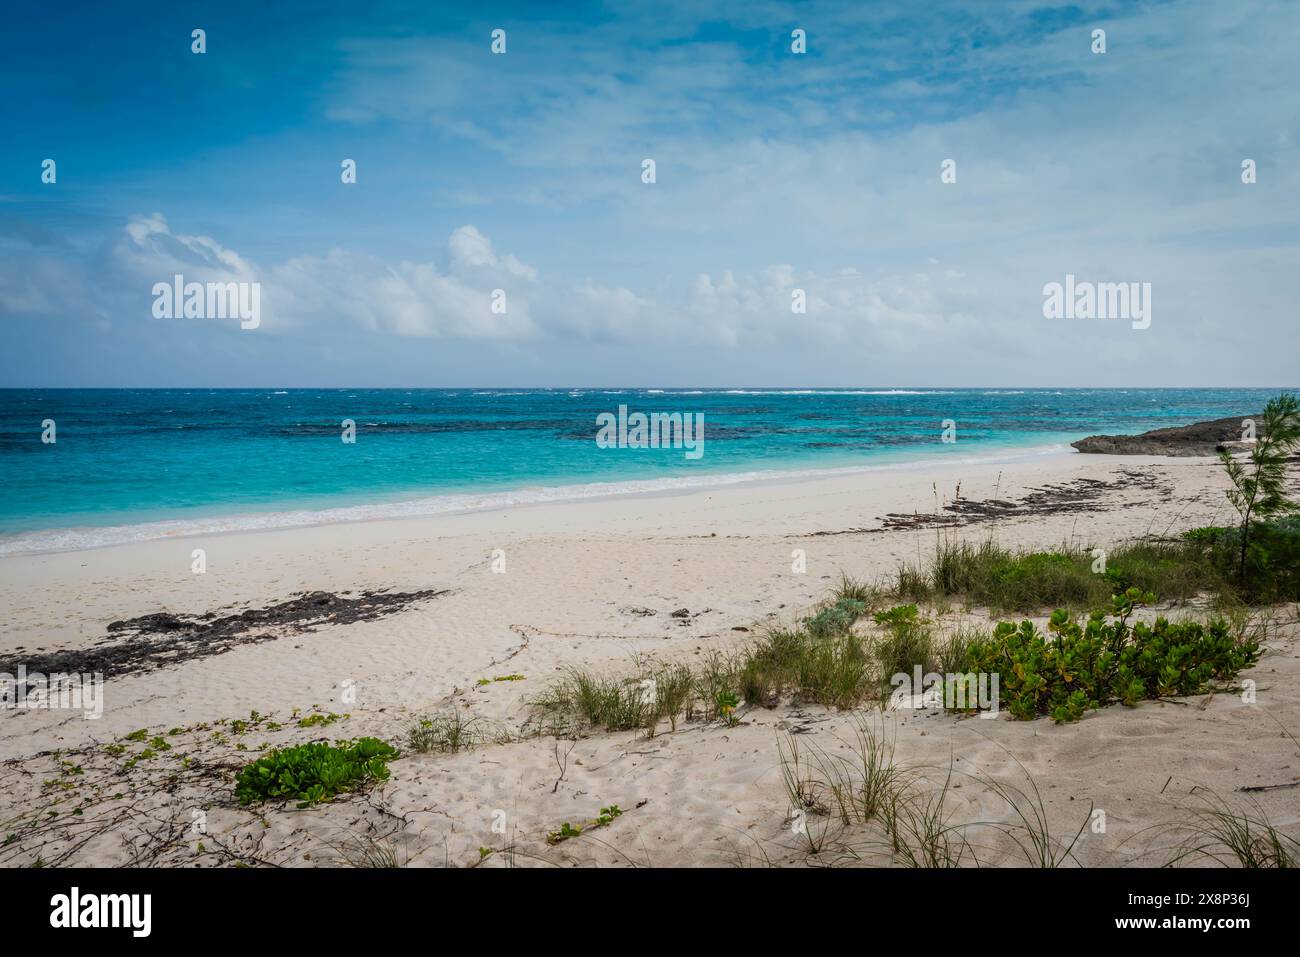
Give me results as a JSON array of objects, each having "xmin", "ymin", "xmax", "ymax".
[
  {"xmin": 235, "ymin": 737, "xmax": 399, "ymax": 808},
  {"xmin": 962, "ymin": 589, "xmax": 1259, "ymax": 723}
]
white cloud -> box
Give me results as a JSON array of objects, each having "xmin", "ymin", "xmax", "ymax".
[
  {"xmin": 119, "ymin": 213, "xmax": 258, "ymax": 281},
  {"xmin": 104, "ymin": 217, "xmax": 544, "ymax": 340},
  {"xmin": 99, "ymin": 216, "xmax": 997, "ymax": 350},
  {"xmin": 447, "ymin": 225, "xmax": 537, "ymax": 280}
]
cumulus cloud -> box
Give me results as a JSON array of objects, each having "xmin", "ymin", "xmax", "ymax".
[
  {"xmin": 99, "ymin": 216, "xmax": 544, "ymax": 340},
  {"xmin": 117, "ymin": 213, "xmax": 259, "ymax": 286},
  {"xmin": 0, "ymin": 210, "xmax": 1218, "ymax": 371},
  {"xmin": 447, "ymin": 225, "xmax": 537, "ymax": 280},
  {"xmin": 265, "ymin": 247, "xmax": 539, "ymax": 341},
  {"xmin": 56, "ymin": 215, "xmax": 987, "ymax": 352}
]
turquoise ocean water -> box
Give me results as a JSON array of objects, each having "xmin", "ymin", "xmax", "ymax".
[{"xmin": 0, "ymin": 388, "xmax": 1283, "ymax": 553}]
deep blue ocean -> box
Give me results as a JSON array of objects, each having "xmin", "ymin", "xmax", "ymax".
[{"xmin": 0, "ymin": 388, "xmax": 1283, "ymax": 553}]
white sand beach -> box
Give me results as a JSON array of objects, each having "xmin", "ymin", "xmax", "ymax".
[{"xmin": 2, "ymin": 450, "xmax": 1297, "ymax": 867}]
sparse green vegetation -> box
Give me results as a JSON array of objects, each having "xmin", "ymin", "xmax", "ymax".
[
  {"xmin": 778, "ymin": 719, "xmax": 1092, "ymax": 867},
  {"xmin": 478, "ymin": 673, "xmax": 526, "ymax": 685},
  {"xmin": 651, "ymin": 664, "xmax": 693, "ymax": 733},
  {"xmin": 406, "ymin": 710, "xmax": 486, "ymax": 753},
  {"xmin": 546, "ymin": 804, "xmax": 624, "ymax": 845},
  {"xmin": 871, "ymin": 604, "xmax": 936, "ymax": 693},
  {"xmin": 529, "ymin": 657, "xmax": 698, "ymax": 736},
  {"xmin": 298, "ymin": 711, "xmax": 344, "ymax": 729},
  {"xmin": 546, "ymin": 821, "xmax": 583, "ymax": 844},
  {"xmin": 736, "ymin": 625, "xmax": 873, "ymax": 709},
  {"xmin": 530, "ymin": 580, "xmax": 884, "ymax": 731},
  {"xmin": 529, "ymin": 668, "xmax": 654, "ymax": 734},
  {"xmin": 803, "ymin": 596, "xmax": 868, "ymax": 639},
  {"xmin": 715, "ymin": 690, "xmax": 740, "ymax": 726},
  {"xmin": 1160, "ymin": 789, "xmax": 1300, "ymax": 868},
  {"xmin": 783, "ymin": 714, "xmax": 907, "ymax": 831},
  {"xmin": 530, "ymin": 571, "xmax": 1265, "ymax": 736},
  {"xmin": 326, "ymin": 832, "xmax": 405, "ymax": 868},
  {"xmin": 234, "ymin": 738, "xmax": 398, "ymax": 808}
]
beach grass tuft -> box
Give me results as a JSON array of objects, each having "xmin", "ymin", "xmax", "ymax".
[
  {"xmin": 406, "ymin": 711, "xmax": 490, "ymax": 754},
  {"xmin": 1161, "ymin": 789, "xmax": 1300, "ymax": 868},
  {"xmin": 893, "ymin": 522, "xmax": 1299, "ymax": 613},
  {"xmin": 892, "ymin": 536, "xmax": 1221, "ymax": 612}
]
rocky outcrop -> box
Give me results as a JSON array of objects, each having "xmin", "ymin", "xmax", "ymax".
[{"xmin": 1071, "ymin": 415, "xmax": 1255, "ymax": 456}]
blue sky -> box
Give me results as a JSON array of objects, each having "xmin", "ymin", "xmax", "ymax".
[{"xmin": 1, "ymin": 0, "xmax": 1297, "ymax": 387}]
